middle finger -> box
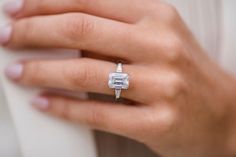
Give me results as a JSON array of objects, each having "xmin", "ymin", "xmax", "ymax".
[
  {"xmin": 4, "ymin": 13, "xmax": 141, "ymax": 61},
  {"xmin": 6, "ymin": 0, "xmax": 149, "ymax": 23}
]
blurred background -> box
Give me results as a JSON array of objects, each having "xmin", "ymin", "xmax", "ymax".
[{"xmin": 0, "ymin": 82, "xmax": 21, "ymax": 157}]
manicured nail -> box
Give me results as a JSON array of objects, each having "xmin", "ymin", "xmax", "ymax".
[
  {"xmin": 5, "ymin": 63, "xmax": 23, "ymax": 80},
  {"xmin": 3, "ymin": 0, "xmax": 24, "ymax": 15},
  {"xmin": 0, "ymin": 24, "xmax": 12, "ymax": 45},
  {"xmin": 31, "ymin": 96, "xmax": 50, "ymax": 111}
]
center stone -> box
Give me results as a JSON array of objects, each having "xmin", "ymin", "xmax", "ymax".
[{"xmin": 108, "ymin": 72, "xmax": 129, "ymax": 89}]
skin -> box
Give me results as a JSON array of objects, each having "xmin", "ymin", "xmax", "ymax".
[{"xmin": 2, "ymin": 0, "xmax": 236, "ymax": 156}]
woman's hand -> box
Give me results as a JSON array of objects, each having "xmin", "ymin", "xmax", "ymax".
[{"xmin": 1, "ymin": 0, "xmax": 236, "ymax": 156}]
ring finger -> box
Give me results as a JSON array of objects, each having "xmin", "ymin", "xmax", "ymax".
[
  {"xmin": 5, "ymin": 58, "xmax": 150, "ymax": 102},
  {"xmin": 5, "ymin": 58, "xmax": 179, "ymax": 103}
]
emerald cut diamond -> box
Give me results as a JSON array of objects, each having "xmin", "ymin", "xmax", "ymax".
[
  {"xmin": 108, "ymin": 72, "xmax": 129, "ymax": 89},
  {"xmin": 108, "ymin": 63, "xmax": 129, "ymax": 99}
]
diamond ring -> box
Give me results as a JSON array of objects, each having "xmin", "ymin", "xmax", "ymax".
[{"xmin": 108, "ymin": 63, "xmax": 129, "ymax": 99}]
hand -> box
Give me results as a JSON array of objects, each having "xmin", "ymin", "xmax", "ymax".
[{"xmin": 2, "ymin": 0, "xmax": 236, "ymax": 156}]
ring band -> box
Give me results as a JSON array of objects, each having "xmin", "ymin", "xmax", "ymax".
[{"xmin": 108, "ymin": 63, "xmax": 129, "ymax": 99}]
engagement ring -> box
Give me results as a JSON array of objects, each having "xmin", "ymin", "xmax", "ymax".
[{"xmin": 108, "ymin": 63, "xmax": 129, "ymax": 99}]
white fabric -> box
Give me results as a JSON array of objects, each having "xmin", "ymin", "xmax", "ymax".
[
  {"xmin": 220, "ymin": 0, "xmax": 236, "ymax": 75},
  {"xmin": 0, "ymin": 0, "xmax": 97, "ymax": 157}
]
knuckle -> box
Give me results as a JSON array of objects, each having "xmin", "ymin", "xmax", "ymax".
[
  {"xmin": 145, "ymin": 1, "xmax": 178, "ymax": 20},
  {"xmin": 62, "ymin": 14, "xmax": 94, "ymax": 42},
  {"xmin": 78, "ymin": 66, "xmax": 95, "ymax": 87},
  {"xmin": 16, "ymin": 18, "xmax": 35, "ymax": 44},
  {"xmin": 162, "ymin": 35, "xmax": 188, "ymax": 63},
  {"xmin": 141, "ymin": 0, "xmax": 161, "ymax": 15},
  {"xmin": 149, "ymin": 33, "xmax": 186, "ymax": 63},
  {"xmin": 85, "ymin": 106, "xmax": 107, "ymax": 128},
  {"xmin": 23, "ymin": 61, "xmax": 41, "ymax": 84},
  {"xmin": 52, "ymin": 98, "xmax": 77, "ymax": 122},
  {"xmin": 66, "ymin": 60, "xmax": 98, "ymax": 90},
  {"xmin": 58, "ymin": 99, "xmax": 72, "ymax": 120},
  {"xmin": 143, "ymin": 107, "xmax": 177, "ymax": 136},
  {"xmin": 165, "ymin": 72, "xmax": 186, "ymax": 99},
  {"xmin": 161, "ymin": 3, "xmax": 179, "ymax": 22}
]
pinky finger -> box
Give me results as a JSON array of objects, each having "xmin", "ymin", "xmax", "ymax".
[{"xmin": 31, "ymin": 94, "xmax": 144, "ymax": 139}]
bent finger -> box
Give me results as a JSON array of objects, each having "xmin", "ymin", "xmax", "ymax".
[
  {"xmin": 4, "ymin": 0, "xmax": 148, "ymax": 23},
  {"xmin": 32, "ymin": 95, "xmax": 145, "ymax": 139},
  {"xmin": 5, "ymin": 58, "xmax": 150, "ymax": 102},
  {"xmin": 4, "ymin": 13, "xmax": 138, "ymax": 60}
]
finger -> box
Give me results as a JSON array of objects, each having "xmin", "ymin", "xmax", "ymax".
[
  {"xmin": 6, "ymin": 13, "xmax": 137, "ymax": 60},
  {"xmin": 31, "ymin": 95, "xmax": 145, "ymax": 139},
  {"xmin": 4, "ymin": 0, "xmax": 149, "ymax": 23},
  {"xmin": 5, "ymin": 58, "xmax": 149, "ymax": 102},
  {"xmin": 5, "ymin": 58, "xmax": 182, "ymax": 103}
]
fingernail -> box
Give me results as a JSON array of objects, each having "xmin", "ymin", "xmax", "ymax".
[
  {"xmin": 3, "ymin": 0, "xmax": 24, "ymax": 15},
  {"xmin": 0, "ymin": 24, "xmax": 12, "ymax": 45},
  {"xmin": 31, "ymin": 96, "xmax": 50, "ymax": 111},
  {"xmin": 5, "ymin": 63, "xmax": 23, "ymax": 80}
]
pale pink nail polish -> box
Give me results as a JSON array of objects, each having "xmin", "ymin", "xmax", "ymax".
[
  {"xmin": 3, "ymin": 0, "xmax": 24, "ymax": 15},
  {"xmin": 31, "ymin": 96, "xmax": 49, "ymax": 111},
  {"xmin": 5, "ymin": 63, "xmax": 23, "ymax": 80},
  {"xmin": 0, "ymin": 25, "xmax": 12, "ymax": 45}
]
